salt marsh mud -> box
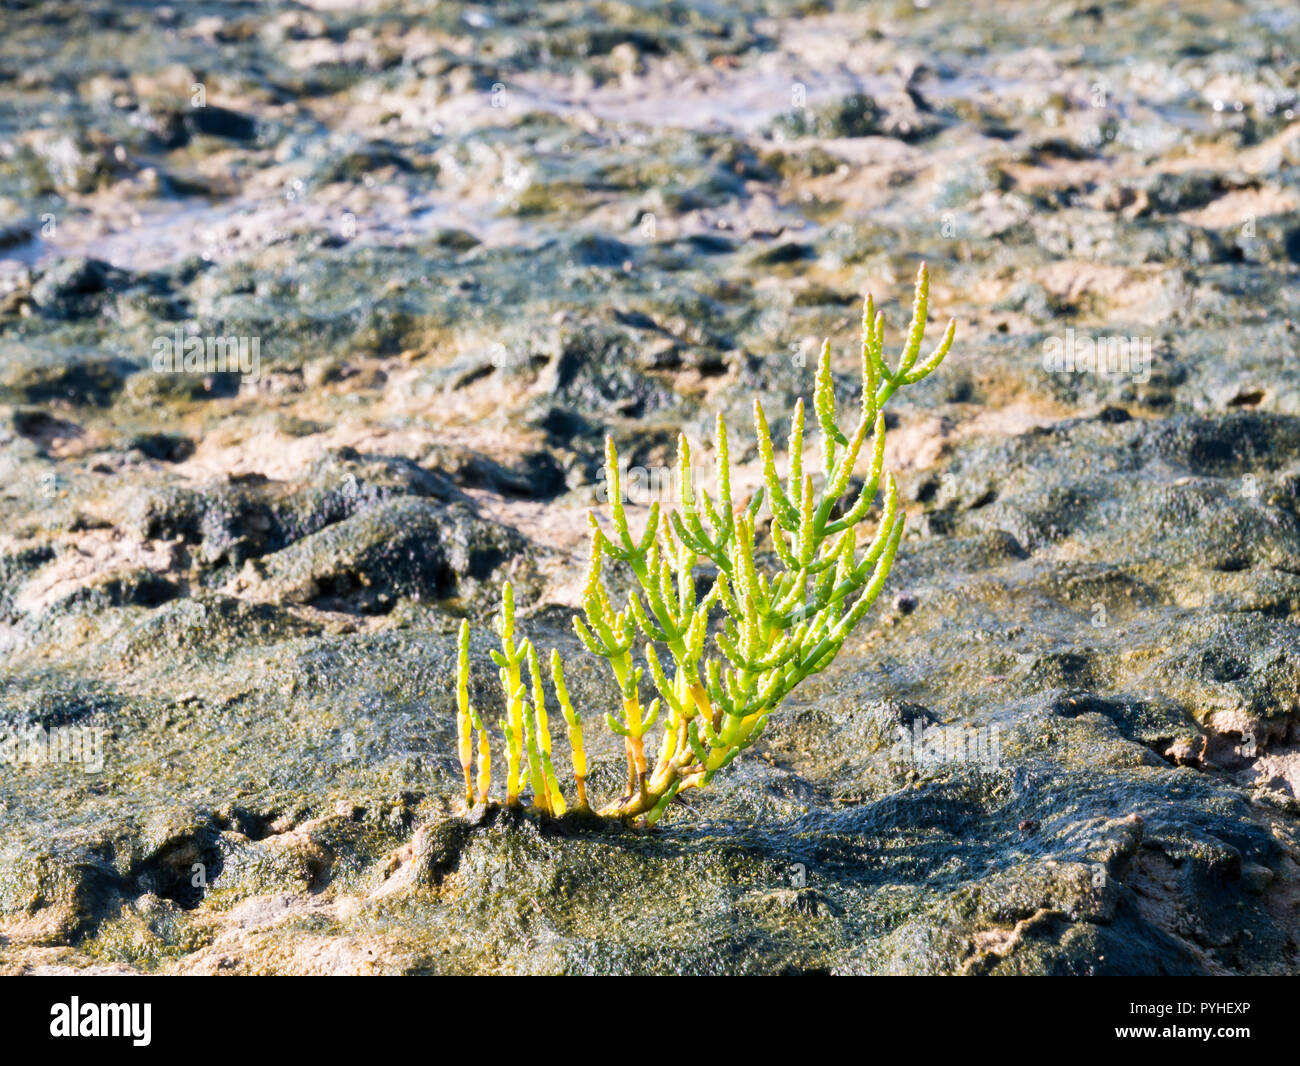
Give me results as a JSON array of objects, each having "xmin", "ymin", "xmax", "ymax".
[{"xmin": 1, "ymin": 0, "xmax": 1298, "ymax": 974}]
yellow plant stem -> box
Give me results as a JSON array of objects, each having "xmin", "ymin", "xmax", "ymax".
[
  {"xmin": 476, "ymin": 729, "xmax": 491, "ymax": 806},
  {"xmin": 455, "ymin": 619, "xmax": 475, "ymax": 807},
  {"xmin": 628, "ymin": 733, "xmax": 648, "ymax": 798}
]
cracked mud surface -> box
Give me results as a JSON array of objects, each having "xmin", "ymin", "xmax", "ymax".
[{"xmin": 1, "ymin": 0, "xmax": 1299, "ymax": 974}]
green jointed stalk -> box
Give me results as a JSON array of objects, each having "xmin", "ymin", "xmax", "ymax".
[
  {"xmin": 490, "ymin": 582, "xmax": 527, "ymax": 807},
  {"xmin": 551, "ymin": 651, "xmax": 589, "ymax": 811},
  {"xmin": 450, "ymin": 267, "xmax": 955, "ymax": 822},
  {"xmin": 526, "ymin": 642, "xmax": 566, "ymax": 815}
]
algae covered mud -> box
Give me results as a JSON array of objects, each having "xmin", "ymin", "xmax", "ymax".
[{"xmin": 0, "ymin": 0, "xmax": 1298, "ymax": 976}]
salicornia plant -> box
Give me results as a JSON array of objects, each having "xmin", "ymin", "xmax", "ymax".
[{"xmin": 453, "ymin": 264, "xmax": 955, "ymax": 823}]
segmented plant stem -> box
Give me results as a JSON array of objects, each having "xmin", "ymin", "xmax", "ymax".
[{"xmin": 449, "ymin": 266, "xmax": 955, "ymax": 823}]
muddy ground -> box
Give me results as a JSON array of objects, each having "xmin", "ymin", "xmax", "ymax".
[{"xmin": 0, "ymin": 0, "xmax": 1298, "ymax": 974}]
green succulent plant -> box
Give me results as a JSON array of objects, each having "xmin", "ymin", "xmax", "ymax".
[{"xmin": 454, "ymin": 264, "xmax": 955, "ymax": 823}]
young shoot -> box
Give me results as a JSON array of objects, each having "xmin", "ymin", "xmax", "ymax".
[{"xmin": 450, "ymin": 264, "xmax": 955, "ymax": 823}]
